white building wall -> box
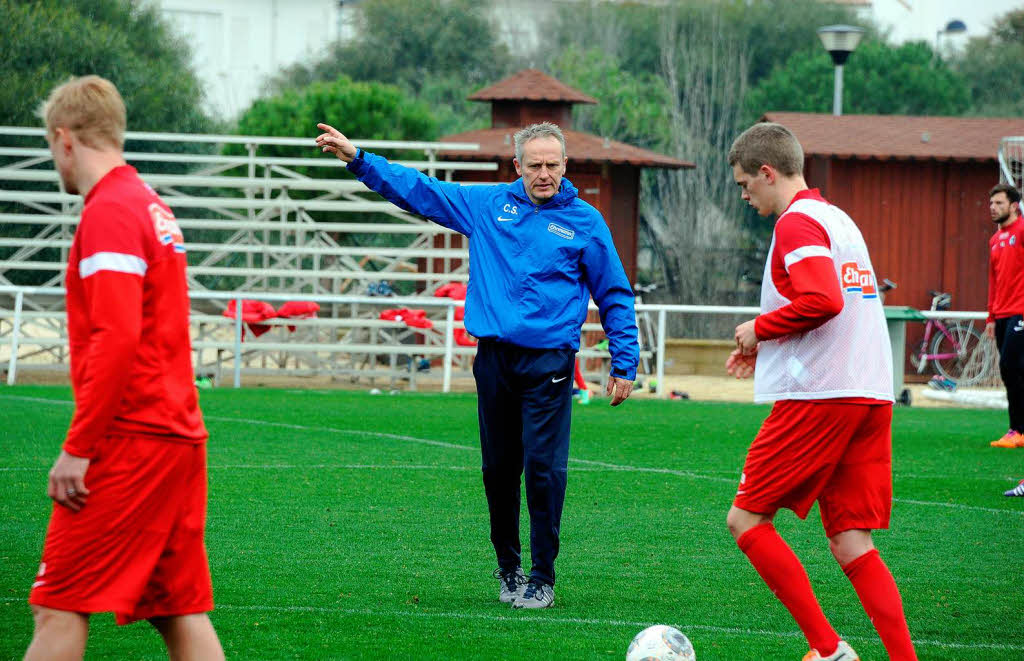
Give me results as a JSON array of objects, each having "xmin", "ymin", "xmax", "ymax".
[{"xmin": 149, "ymin": 0, "xmax": 345, "ymax": 119}]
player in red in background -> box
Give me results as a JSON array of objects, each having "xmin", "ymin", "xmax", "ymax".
[
  {"xmin": 24, "ymin": 76, "xmax": 223, "ymax": 660},
  {"xmin": 984, "ymin": 184, "xmax": 1024, "ymax": 448},
  {"xmin": 724, "ymin": 123, "xmax": 916, "ymax": 661}
]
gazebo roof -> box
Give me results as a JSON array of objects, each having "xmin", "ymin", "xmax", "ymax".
[{"xmin": 469, "ymin": 69, "xmax": 597, "ymax": 105}]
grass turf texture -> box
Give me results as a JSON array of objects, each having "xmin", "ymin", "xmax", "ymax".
[{"xmin": 1, "ymin": 386, "xmax": 1022, "ymax": 660}]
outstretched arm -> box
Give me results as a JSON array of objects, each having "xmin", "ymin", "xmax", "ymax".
[{"xmin": 315, "ymin": 121, "xmax": 484, "ymax": 236}]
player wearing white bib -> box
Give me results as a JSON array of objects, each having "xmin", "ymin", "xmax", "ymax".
[{"xmin": 724, "ymin": 123, "xmax": 916, "ymax": 661}]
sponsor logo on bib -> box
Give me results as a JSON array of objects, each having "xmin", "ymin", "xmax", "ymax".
[{"xmin": 841, "ymin": 261, "xmax": 877, "ymax": 299}]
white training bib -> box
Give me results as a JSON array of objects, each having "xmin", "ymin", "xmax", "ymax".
[{"xmin": 754, "ymin": 198, "xmax": 894, "ymax": 403}]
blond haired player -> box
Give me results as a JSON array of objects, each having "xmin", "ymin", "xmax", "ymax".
[
  {"xmin": 724, "ymin": 122, "xmax": 916, "ymax": 661},
  {"xmin": 24, "ymin": 76, "xmax": 223, "ymax": 661}
]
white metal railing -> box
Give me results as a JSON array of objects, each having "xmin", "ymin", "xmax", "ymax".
[
  {"xmin": 0, "ymin": 285, "xmax": 668, "ymax": 394},
  {"xmin": 2, "ymin": 284, "xmax": 990, "ymax": 398}
]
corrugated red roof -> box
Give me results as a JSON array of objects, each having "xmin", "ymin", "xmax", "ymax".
[
  {"xmin": 469, "ymin": 69, "xmax": 597, "ymax": 104},
  {"xmin": 440, "ymin": 128, "xmax": 693, "ymax": 169},
  {"xmin": 763, "ymin": 112, "xmax": 1024, "ymax": 162}
]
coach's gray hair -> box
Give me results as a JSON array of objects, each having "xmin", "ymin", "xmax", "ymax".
[{"xmin": 513, "ymin": 122, "xmax": 566, "ymax": 163}]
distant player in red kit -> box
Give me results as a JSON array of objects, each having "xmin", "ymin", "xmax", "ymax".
[
  {"xmin": 24, "ymin": 76, "xmax": 223, "ymax": 660},
  {"xmin": 984, "ymin": 183, "xmax": 1024, "ymax": 449},
  {"xmin": 724, "ymin": 123, "xmax": 916, "ymax": 661}
]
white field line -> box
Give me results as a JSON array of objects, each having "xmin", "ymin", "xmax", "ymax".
[
  {"xmin": 0, "ymin": 596, "xmax": 1019, "ymax": 652},
  {"xmin": 2, "ymin": 395, "xmax": 1022, "ymax": 517}
]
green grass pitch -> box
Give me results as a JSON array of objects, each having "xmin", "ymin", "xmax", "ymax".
[{"xmin": 1, "ymin": 386, "xmax": 1022, "ymax": 659}]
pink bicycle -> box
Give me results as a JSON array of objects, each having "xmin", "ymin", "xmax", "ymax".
[{"xmin": 908, "ymin": 290, "xmax": 994, "ymax": 387}]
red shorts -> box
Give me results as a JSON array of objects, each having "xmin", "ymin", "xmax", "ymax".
[
  {"xmin": 733, "ymin": 400, "xmax": 893, "ymax": 537},
  {"xmin": 29, "ymin": 435, "xmax": 213, "ymax": 625}
]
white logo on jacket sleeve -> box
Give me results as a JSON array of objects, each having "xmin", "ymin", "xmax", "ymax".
[
  {"xmin": 149, "ymin": 203, "xmax": 186, "ymax": 253},
  {"xmin": 547, "ymin": 223, "xmax": 575, "ymax": 240}
]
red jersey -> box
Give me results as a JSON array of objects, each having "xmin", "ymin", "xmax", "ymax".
[
  {"xmin": 755, "ymin": 190, "xmax": 845, "ymax": 341},
  {"xmin": 63, "ymin": 165, "xmax": 206, "ymax": 457},
  {"xmin": 987, "ymin": 216, "xmax": 1024, "ymax": 322}
]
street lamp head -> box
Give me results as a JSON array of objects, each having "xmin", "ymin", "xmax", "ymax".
[
  {"xmin": 943, "ymin": 19, "xmax": 967, "ymax": 34},
  {"xmin": 817, "ymin": 24, "xmax": 866, "ymax": 66}
]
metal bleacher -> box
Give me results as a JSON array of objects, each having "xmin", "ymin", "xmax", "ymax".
[{"xmin": 0, "ymin": 127, "xmax": 632, "ymax": 390}]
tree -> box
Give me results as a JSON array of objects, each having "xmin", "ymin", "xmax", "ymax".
[
  {"xmin": 640, "ymin": 4, "xmax": 759, "ymax": 328},
  {"xmin": 536, "ymin": 2, "xmax": 761, "ymax": 325},
  {"xmin": 540, "ymin": 1, "xmax": 663, "ymax": 79},
  {"xmin": 265, "ymin": 0, "xmax": 514, "ymax": 135},
  {"xmin": 218, "ymin": 76, "xmax": 439, "ymax": 293},
  {"xmin": 542, "ymin": 0, "xmax": 871, "ymax": 87},
  {"xmin": 951, "ymin": 9, "xmax": 1024, "ymax": 117},
  {"xmin": 0, "ymin": 0, "xmax": 214, "ymax": 136},
  {"xmin": 719, "ymin": 0, "xmax": 878, "ymax": 86},
  {"xmin": 547, "ymin": 45, "xmax": 671, "ymax": 151},
  {"xmin": 0, "ymin": 0, "xmax": 216, "ymax": 286},
  {"xmin": 745, "ymin": 41, "xmax": 971, "ymax": 119},
  {"xmin": 541, "ymin": 3, "xmax": 760, "ymax": 329},
  {"xmin": 234, "ymin": 76, "xmax": 437, "ymax": 148}
]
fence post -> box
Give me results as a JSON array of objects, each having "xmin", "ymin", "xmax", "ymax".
[
  {"xmin": 7, "ymin": 290, "xmax": 24, "ymax": 386},
  {"xmin": 442, "ymin": 302, "xmax": 455, "ymax": 393},
  {"xmin": 656, "ymin": 308, "xmax": 666, "ymax": 399},
  {"xmin": 233, "ymin": 296, "xmax": 243, "ymax": 388}
]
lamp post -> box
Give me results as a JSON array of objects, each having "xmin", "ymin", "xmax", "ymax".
[
  {"xmin": 817, "ymin": 25, "xmax": 865, "ymax": 116},
  {"xmin": 935, "ymin": 19, "xmax": 967, "ymax": 56}
]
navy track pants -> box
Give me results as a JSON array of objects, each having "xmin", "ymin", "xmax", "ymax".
[
  {"xmin": 996, "ymin": 315, "xmax": 1024, "ymax": 432},
  {"xmin": 473, "ymin": 339, "xmax": 575, "ymax": 586}
]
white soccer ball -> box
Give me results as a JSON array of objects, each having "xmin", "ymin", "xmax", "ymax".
[{"xmin": 626, "ymin": 625, "xmax": 696, "ymax": 661}]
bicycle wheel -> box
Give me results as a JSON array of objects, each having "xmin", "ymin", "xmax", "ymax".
[{"xmin": 930, "ymin": 322, "xmax": 992, "ymax": 386}]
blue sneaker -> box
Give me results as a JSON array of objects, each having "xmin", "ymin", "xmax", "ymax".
[{"xmin": 928, "ymin": 375, "xmax": 957, "ymax": 391}]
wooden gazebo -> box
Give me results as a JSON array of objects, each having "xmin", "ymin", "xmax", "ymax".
[{"xmin": 439, "ymin": 69, "xmax": 693, "ymax": 282}]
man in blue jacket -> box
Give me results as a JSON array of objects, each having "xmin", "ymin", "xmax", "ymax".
[{"xmin": 316, "ymin": 121, "xmax": 639, "ymax": 609}]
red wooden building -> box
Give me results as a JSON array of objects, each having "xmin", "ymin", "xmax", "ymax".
[
  {"xmin": 765, "ymin": 112, "xmax": 1024, "ymax": 313},
  {"xmin": 439, "ymin": 69, "xmax": 693, "ymax": 283},
  {"xmin": 765, "ymin": 112, "xmax": 1024, "ymax": 376}
]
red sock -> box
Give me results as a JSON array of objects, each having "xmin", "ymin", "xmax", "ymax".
[
  {"xmin": 737, "ymin": 523, "xmax": 840, "ymax": 655},
  {"xmin": 843, "ymin": 549, "xmax": 917, "ymax": 661}
]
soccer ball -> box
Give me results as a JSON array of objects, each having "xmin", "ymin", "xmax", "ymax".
[{"xmin": 626, "ymin": 625, "xmax": 696, "ymax": 661}]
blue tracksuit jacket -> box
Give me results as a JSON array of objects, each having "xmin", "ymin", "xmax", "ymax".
[{"xmin": 347, "ymin": 150, "xmax": 639, "ymax": 380}]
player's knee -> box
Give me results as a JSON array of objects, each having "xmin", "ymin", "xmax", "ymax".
[
  {"xmin": 31, "ymin": 605, "xmax": 62, "ymax": 629},
  {"xmin": 828, "ymin": 530, "xmax": 874, "ymax": 565},
  {"xmin": 725, "ymin": 507, "xmax": 751, "ymax": 540},
  {"xmin": 30, "ymin": 605, "xmax": 86, "ymax": 637}
]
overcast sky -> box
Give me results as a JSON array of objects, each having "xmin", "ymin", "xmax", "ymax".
[{"xmin": 869, "ymin": 0, "xmax": 1020, "ymax": 47}]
